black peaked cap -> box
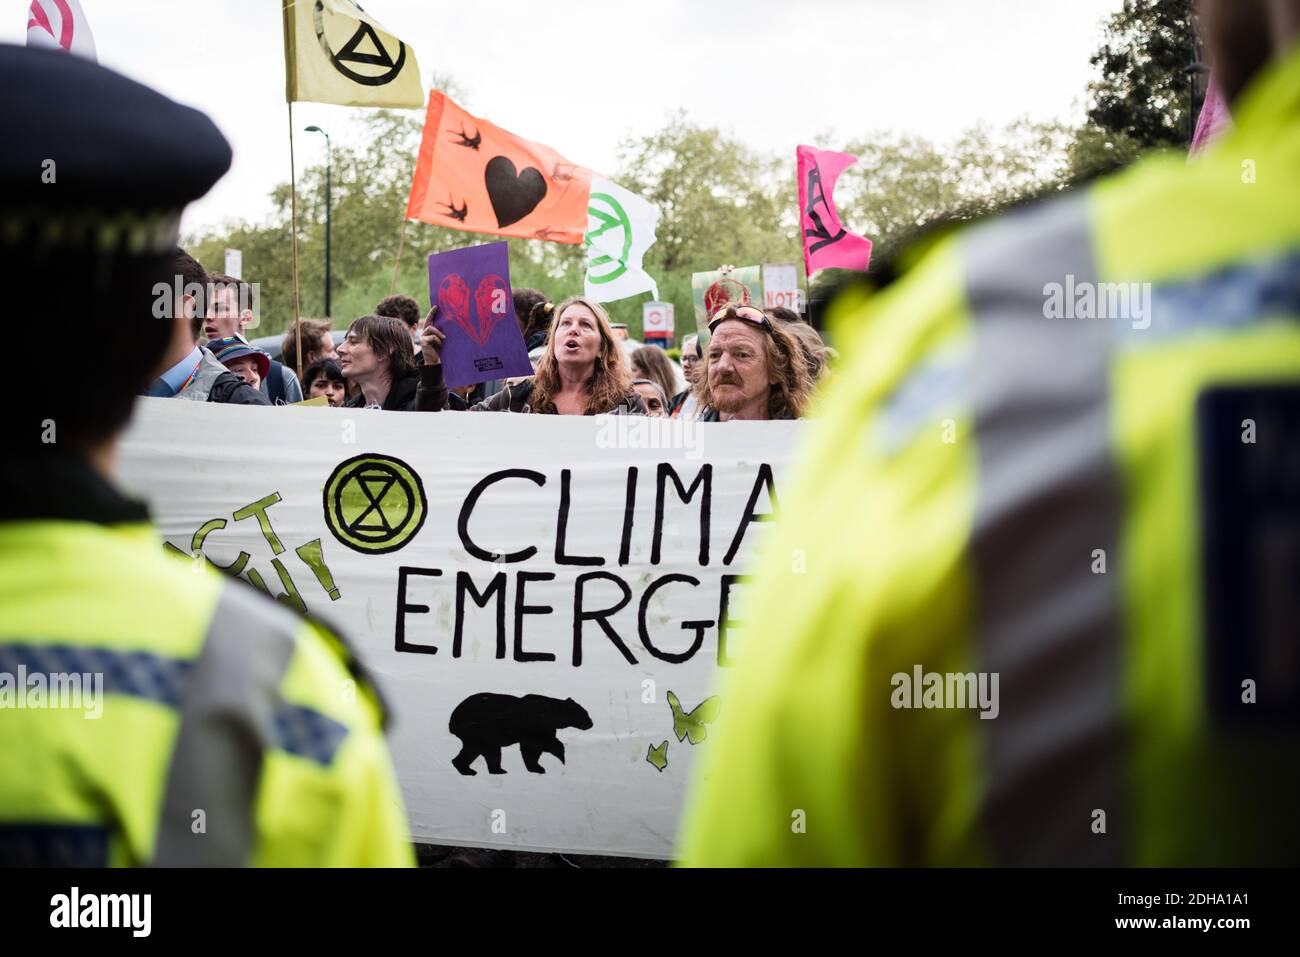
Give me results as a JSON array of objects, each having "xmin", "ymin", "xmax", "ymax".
[{"xmin": 0, "ymin": 43, "xmax": 232, "ymax": 214}]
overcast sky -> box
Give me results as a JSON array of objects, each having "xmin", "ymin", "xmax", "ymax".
[{"xmin": 6, "ymin": 0, "xmax": 1126, "ymax": 235}]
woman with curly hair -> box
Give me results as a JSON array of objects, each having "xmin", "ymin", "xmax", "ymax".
[
  {"xmin": 418, "ymin": 295, "xmax": 646, "ymax": 415},
  {"xmin": 693, "ymin": 304, "xmax": 812, "ymax": 421}
]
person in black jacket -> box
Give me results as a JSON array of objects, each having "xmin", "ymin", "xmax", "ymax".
[
  {"xmin": 338, "ymin": 313, "xmax": 465, "ymax": 411},
  {"xmin": 144, "ymin": 248, "xmax": 268, "ymax": 406}
]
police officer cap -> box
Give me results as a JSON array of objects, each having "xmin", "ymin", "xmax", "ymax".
[{"xmin": 0, "ymin": 43, "xmax": 231, "ymax": 254}]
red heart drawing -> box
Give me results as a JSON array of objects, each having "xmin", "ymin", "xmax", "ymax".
[
  {"xmin": 473, "ymin": 274, "xmax": 510, "ymax": 347},
  {"xmin": 436, "ymin": 273, "xmax": 478, "ymax": 343}
]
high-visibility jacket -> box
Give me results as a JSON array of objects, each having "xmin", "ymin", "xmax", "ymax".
[
  {"xmin": 679, "ymin": 43, "xmax": 1300, "ymax": 866},
  {"xmin": 0, "ymin": 455, "xmax": 414, "ymax": 867}
]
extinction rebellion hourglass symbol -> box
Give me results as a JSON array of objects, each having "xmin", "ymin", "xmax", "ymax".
[{"xmin": 323, "ymin": 454, "xmax": 427, "ymax": 554}]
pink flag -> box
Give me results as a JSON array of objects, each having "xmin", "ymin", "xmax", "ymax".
[
  {"xmin": 1190, "ymin": 74, "xmax": 1232, "ymax": 158},
  {"xmin": 797, "ymin": 145, "xmax": 872, "ymax": 276}
]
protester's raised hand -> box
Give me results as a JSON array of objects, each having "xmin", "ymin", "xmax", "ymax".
[{"xmin": 420, "ymin": 307, "xmax": 446, "ymax": 365}]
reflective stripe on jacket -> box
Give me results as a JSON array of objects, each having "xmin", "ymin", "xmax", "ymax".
[
  {"xmin": 0, "ymin": 456, "xmax": 414, "ymax": 867},
  {"xmin": 679, "ymin": 44, "xmax": 1300, "ymax": 867}
]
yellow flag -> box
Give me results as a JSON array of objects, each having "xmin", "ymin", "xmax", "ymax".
[{"xmin": 283, "ymin": 0, "xmax": 423, "ymax": 108}]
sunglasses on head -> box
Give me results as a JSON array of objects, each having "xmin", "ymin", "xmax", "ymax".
[{"xmin": 707, "ymin": 304, "xmax": 773, "ymax": 334}]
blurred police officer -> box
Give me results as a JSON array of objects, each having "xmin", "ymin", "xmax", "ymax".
[
  {"xmin": 681, "ymin": 0, "xmax": 1300, "ymax": 866},
  {"xmin": 0, "ymin": 44, "xmax": 413, "ymax": 867}
]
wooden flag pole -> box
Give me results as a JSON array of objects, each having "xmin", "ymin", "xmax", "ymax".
[
  {"xmin": 288, "ymin": 100, "xmax": 303, "ymax": 382},
  {"xmin": 389, "ymin": 217, "xmax": 409, "ymax": 295}
]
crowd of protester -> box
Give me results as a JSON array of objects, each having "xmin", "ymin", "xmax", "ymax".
[
  {"xmin": 137, "ymin": 246, "xmax": 833, "ymax": 873},
  {"xmin": 12, "ymin": 0, "xmax": 1298, "ymax": 874},
  {"xmin": 154, "ymin": 248, "xmax": 836, "ymax": 422}
]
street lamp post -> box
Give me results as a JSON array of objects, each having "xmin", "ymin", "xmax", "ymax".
[{"xmin": 304, "ymin": 125, "xmax": 331, "ymax": 319}]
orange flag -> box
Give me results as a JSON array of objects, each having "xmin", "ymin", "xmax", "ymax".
[{"xmin": 405, "ymin": 91, "xmax": 594, "ymax": 244}]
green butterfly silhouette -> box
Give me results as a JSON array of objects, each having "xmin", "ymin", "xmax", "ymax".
[
  {"xmin": 668, "ymin": 690, "xmax": 721, "ymax": 745},
  {"xmin": 646, "ymin": 740, "xmax": 668, "ymax": 772}
]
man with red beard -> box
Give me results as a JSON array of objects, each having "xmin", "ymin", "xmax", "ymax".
[{"xmin": 693, "ymin": 305, "xmax": 812, "ymax": 421}]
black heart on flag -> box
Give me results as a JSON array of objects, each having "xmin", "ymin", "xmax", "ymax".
[{"xmin": 484, "ymin": 156, "xmax": 547, "ymax": 228}]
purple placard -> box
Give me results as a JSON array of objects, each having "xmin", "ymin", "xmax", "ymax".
[{"xmin": 427, "ymin": 242, "xmax": 534, "ymax": 390}]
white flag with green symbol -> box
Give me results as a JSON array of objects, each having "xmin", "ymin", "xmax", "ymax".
[{"xmin": 584, "ymin": 176, "xmax": 659, "ymax": 303}]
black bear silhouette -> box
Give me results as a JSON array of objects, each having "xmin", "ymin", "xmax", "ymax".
[{"xmin": 449, "ymin": 692, "xmax": 593, "ymax": 775}]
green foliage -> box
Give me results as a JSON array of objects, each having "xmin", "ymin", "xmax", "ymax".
[
  {"xmin": 603, "ymin": 115, "xmax": 803, "ymax": 338},
  {"xmin": 1084, "ymin": 0, "xmax": 1201, "ymax": 150},
  {"xmin": 1064, "ymin": 123, "xmax": 1146, "ymax": 185},
  {"xmin": 838, "ymin": 120, "xmax": 1079, "ymax": 264},
  {"xmin": 188, "ymin": 111, "xmax": 1083, "ymax": 346},
  {"xmin": 189, "ymin": 23, "xmax": 1202, "ymax": 347},
  {"xmin": 190, "ymin": 106, "xmax": 584, "ymax": 336},
  {"xmin": 616, "ymin": 114, "xmax": 800, "ymax": 272}
]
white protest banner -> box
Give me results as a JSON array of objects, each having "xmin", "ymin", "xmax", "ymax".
[
  {"xmin": 117, "ymin": 401, "xmax": 801, "ymax": 858},
  {"xmin": 585, "ymin": 176, "xmax": 660, "ymax": 303},
  {"xmin": 762, "ymin": 262, "xmax": 801, "ymax": 311},
  {"xmin": 642, "ymin": 301, "xmax": 674, "ymax": 340},
  {"xmin": 224, "ymin": 249, "xmax": 243, "ymax": 280}
]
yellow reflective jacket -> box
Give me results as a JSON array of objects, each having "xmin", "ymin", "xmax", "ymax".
[
  {"xmin": 680, "ymin": 43, "xmax": 1300, "ymax": 867},
  {"xmin": 0, "ymin": 456, "xmax": 414, "ymax": 867}
]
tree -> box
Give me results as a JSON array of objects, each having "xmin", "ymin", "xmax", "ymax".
[
  {"xmin": 607, "ymin": 116, "xmax": 800, "ymax": 333},
  {"xmin": 1084, "ymin": 0, "xmax": 1203, "ymax": 150},
  {"xmin": 839, "ymin": 120, "xmax": 1076, "ymax": 258},
  {"xmin": 615, "ymin": 115, "xmax": 798, "ymax": 274},
  {"xmin": 188, "ymin": 108, "xmax": 1084, "ymax": 342}
]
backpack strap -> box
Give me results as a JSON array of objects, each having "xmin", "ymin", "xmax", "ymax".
[{"xmin": 266, "ymin": 361, "xmax": 286, "ymax": 404}]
